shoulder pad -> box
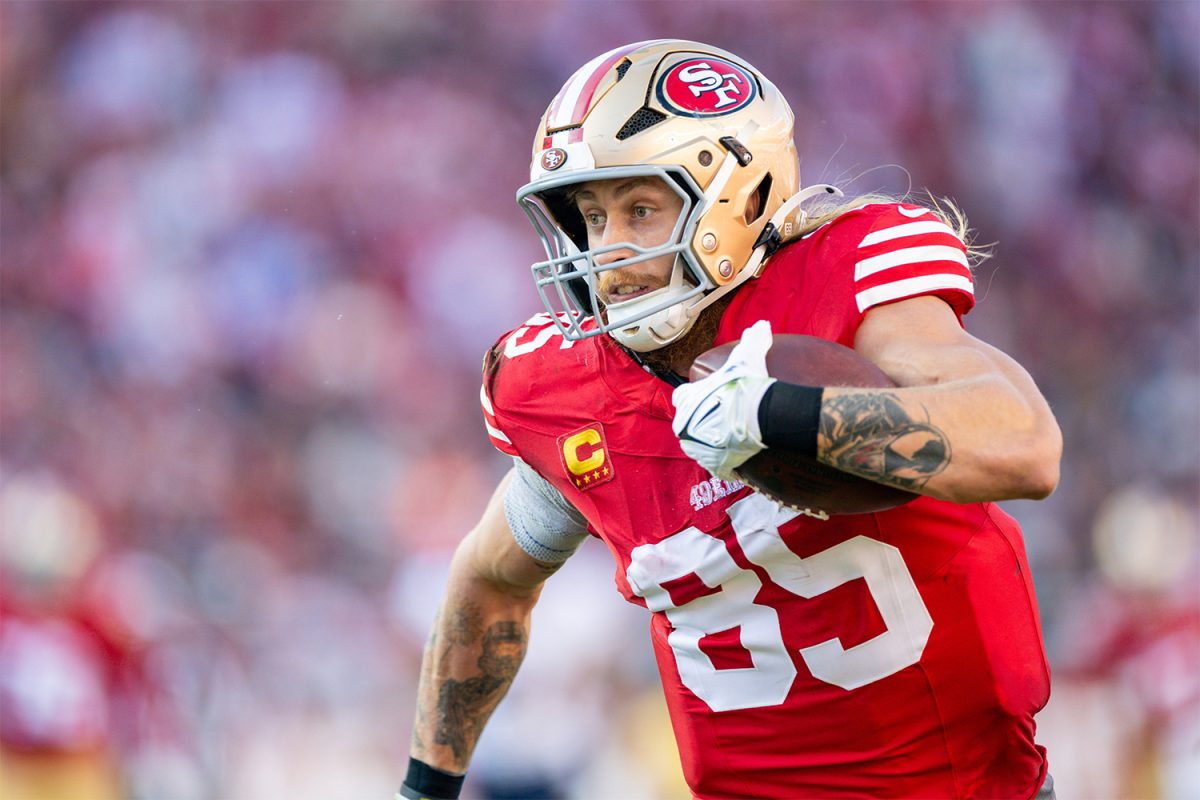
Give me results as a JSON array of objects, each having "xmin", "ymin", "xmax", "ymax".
[{"xmin": 480, "ymin": 313, "xmax": 597, "ymax": 455}]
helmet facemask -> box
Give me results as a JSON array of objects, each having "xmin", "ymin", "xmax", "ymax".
[{"xmin": 518, "ymin": 165, "xmax": 716, "ymax": 351}]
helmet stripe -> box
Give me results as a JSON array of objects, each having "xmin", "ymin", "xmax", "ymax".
[
  {"xmin": 548, "ymin": 51, "xmax": 612, "ymax": 130},
  {"xmin": 545, "ymin": 80, "xmax": 572, "ymax": 130},
  {"xmin": 548, "ymin": 40, "xmax": 672, "ymax": 133},
  {"xmin": 564, "ymin": 43, "xmax": 644, "ymax": 126}
]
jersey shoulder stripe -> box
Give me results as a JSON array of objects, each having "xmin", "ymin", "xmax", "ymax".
[
  {"xmin": 480, "ymin": 382, "xmax": 520, "ymax": 456},
  {"xmin": 858, "ymin": 219, "xmax": 961, "ymax": 247},
  {"xmin": 856, "ymin": 274, "xmax": 975, "ymax": 313},
  {"xmin": 854, "ymin": 245, "xmax": 969, "ymax": 281},
  {"xmin": 851, "ymin": 203, "xmax": 975, "ymax": 316}
]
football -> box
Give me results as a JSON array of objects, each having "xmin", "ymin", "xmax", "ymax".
[{"xmin": 689, "ymin": 334, "xmax": 918, "ymax": 515}]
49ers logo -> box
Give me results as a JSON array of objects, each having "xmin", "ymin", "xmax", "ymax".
[
  {"xmin": 657, "ymin": 56, "xmax": 757, "ymax": 117},
  {"xmin": 540, "ymin": 147, "xmax": 567, "ymax": 171}
]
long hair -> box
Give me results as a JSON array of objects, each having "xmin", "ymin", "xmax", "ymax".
[{"xmin": 791, "ymin": 191, "xmax": 993, "ymax": 272}]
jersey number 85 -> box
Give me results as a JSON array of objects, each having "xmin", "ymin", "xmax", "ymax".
[{"xmin": 626, "ymin": 493, "xmax": 933, "ymax": 711}]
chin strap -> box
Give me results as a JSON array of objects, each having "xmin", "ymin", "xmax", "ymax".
[{"xmin": 684, "ymin": 184, "xmax": 842, "ymax": 322}]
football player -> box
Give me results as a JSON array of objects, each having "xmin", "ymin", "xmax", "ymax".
[{"xmin": 401, "ymin": 40, "xmax": 1062, "ymax": 800}]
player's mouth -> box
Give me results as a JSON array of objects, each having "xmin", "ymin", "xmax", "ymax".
[
  {"xmin": 599, "ymin": 269, "xmax": 667, "ymax": 305},
  {"xmin": 605, "ymin": 283, "xmax": 654, "ymax": 304}
]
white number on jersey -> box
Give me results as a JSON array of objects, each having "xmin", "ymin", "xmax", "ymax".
[
  {"xmin": 626, "ymin": 493, "xmax": 933, "ymax": 711},
  {"xmin": 504, "ymin": 313, "xmax": 576, "ymax": 357}
]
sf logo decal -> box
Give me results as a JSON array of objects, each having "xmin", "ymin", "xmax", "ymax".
[
  {"xmin": 678, "ymin": 62, "xmax": 746, "ymax": 108},
  {"xmin": 658, "ymin": 56, "xmax": 758, "ymax": 117},
  {"xmin": 540, "ymin": 147, "xmax": 567, "ymax": 171}
]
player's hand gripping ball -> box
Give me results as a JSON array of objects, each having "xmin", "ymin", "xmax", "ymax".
[
  {"xmin": 672, "ymin": 320, "xmax": 777, "ymax": 481},
  {"xmin": 678, "ymin": 321, "xmax": 917, "ymax": 515}
]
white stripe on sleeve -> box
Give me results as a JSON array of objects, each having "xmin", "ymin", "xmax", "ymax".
[
  {"xmin": 858, "ymin": 220, "xmax": 961, "ymax": 248},
  {"xmin": 485, "ymin": 421, "xmax": 511, "ymax": 444},
  {"xmin": 856, "ymin": 274, "xmax": 975, "ymax": 312},
  {"xmin": 479, "ymin": 384, "xmax": 495, "ymax": 416},
  {"xmin": 855, "ymin": 245, "xmax": 970, "ymax": 280}
]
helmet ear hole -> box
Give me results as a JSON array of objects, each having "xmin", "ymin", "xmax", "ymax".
[{"xmin": 745, "ymin": 174, "xmax": 772, "ymax": 224}]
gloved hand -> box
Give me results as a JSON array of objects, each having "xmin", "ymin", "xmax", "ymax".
[{"xmin": 672, "ymin": 319, "xmax": 776, "ymax": 480}]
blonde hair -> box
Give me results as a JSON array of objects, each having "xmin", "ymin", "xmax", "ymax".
[{"xmin": 791, "ymin": 191, "xmax": 992, "ymax": 272}]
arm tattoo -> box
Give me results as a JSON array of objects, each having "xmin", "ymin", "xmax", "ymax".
[
  {"xmin": 433, "ymin": 619, "xmax": 528, "ymax": 761},
  {"xmin": 411, "ymin": 612, "xmax": 442, "ymax": 754},
  {"xmin": 820, "ymin": 392, "xmax": 950, "ymax": 490},
  {"xmin": 444, "ymin": 602, "xmax": 484, "ymax": 646}
]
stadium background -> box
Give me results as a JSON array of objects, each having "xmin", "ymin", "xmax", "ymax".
[{"xmin": 1, "ymin": 2, "xmax": 1196, "ymax": 798}]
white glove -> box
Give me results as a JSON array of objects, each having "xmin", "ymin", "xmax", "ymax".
[{"xmin": 672, "ymin": 319, "xmax": 776, "ymax": 480}]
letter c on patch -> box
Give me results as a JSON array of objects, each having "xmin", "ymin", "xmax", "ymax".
[{"xmin": 563, "ymin": 429, "xmax": 605, "ymax": 475}]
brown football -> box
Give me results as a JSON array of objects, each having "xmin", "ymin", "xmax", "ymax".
[{"xmin": 689, "ymin": 334, "xmax": 917, "ymax": 515}]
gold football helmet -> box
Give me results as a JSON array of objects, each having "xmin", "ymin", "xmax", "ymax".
[{"xmin": 517, "ymin": 39, "xmax": 837, "ymax": 351}]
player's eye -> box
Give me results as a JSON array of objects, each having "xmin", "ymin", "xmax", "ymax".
[
  {"xmin": 632, "ymin": 205, "xmax": 653, "ymax": 219},
  {"xmin": 582, "ymin": 212, "xmax": 605, "ymax": 227}
]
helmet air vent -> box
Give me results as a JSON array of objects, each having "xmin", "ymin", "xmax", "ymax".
[
  {"xmin": 616, "ymin": 107, "xmax": 667, "ymax": 140},
  {"xmin": 615, "ymin": 58, "xmax": 634, "ymax": 81}
]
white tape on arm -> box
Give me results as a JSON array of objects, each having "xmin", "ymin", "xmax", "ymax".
[{"xmin": 503, "ymin": 458, "xmax": 590, "ymax": 563}]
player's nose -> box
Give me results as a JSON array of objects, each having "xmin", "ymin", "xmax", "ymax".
[
  {"xmin": 594, "ymin": 222, "xmax": 637, "ymax": 266},
  {"xmin": 594, "ymin": 246, "xmax": 636, "ymax": 267}
]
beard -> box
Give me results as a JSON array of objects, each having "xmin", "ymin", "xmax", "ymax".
[
  {"xmin": 596, "ymin": 266, "xmax": 665, "ymax": 303},
  {"xmin": 636, "ymin": 292, "xmax": 735, "ymax": 379}
]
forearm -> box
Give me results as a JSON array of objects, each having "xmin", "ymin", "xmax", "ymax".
[
  {"xmin": 826, "ymin": 295, "xmax": 1064, "ymax": 504},
  {"xmin": 411, "ymin": 548, "xmax": 540, "ymax": 772},
  {"xmin": 818, "ymin": 370, "xmax": 1060, "ymax": 503}
]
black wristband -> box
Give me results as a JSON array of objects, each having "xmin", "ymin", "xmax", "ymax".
[
  {"xmin": 398, "ymin": 758, "xmax": 465, "ymax": 800},
  {"xmin": 757, "ymin": 381, "xmax": 823, "ymax": 458}
]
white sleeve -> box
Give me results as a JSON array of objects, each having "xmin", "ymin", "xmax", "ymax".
[{"xmin": 503, "ymin": 457, "xmax": 590, "ymax": 563}]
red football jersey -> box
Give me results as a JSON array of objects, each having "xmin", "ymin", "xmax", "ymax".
[{"xmin": 482, "ymin": 204, "xmax": 1050, "ymax": 799}]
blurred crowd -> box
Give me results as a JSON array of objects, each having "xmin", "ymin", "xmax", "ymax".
[{"xmin": 1, "ymin": 2, "xmax": 1196, "ymax": 799}]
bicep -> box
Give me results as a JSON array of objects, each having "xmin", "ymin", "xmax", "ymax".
[{"xmin": 855, "ymin": 295, "xmax": 1034, "ymax": 393}]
